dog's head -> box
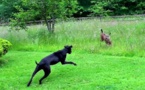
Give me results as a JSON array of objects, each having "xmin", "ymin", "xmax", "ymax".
[{"xmin": 64, "ymin": 45, "xmax": 73, "ymax": 54}]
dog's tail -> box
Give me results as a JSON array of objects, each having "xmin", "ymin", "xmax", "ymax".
[{"xmin": 35, "ymin": 61, "xmax": 39, "ymax": 65}]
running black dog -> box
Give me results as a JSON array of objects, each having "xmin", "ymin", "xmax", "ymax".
[{"xmin": 27, "ymin": 45, "xmax": 76, "ymax": 87}]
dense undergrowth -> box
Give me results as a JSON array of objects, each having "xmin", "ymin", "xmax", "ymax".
[{"xmin": 0, "ymin": 18, "xmax": 145, "ymax": 57}]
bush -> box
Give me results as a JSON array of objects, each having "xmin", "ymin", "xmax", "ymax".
[{"xmin": 0, "ymin": 38, "xmax": 12, "ymax": 57}]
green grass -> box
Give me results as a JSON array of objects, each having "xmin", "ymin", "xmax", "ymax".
[
  {"xmin": 0, "ymin": 18, "xmax": 145, "ymax": 89},
  {"xmin": 0, "ymin": 51, "xmax": 145, "ymax": 90}
]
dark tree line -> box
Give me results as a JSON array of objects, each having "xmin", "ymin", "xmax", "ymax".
[
  {"xmin": 0, "ymin": 0, "xmax": 145, "ymax": 32},
  {"xmin": 1, "ymin": 0, "xmax": 145, "ymax": 20},
  {"xmin": 76, "ymin": 0, "xmax": 145, "ymax": 17}
]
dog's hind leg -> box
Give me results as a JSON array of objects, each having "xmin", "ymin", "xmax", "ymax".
[
  {"xmin": 39, "ymin": 65, "xmax": 51, "ymax": 84},
  {"xmin": 27, "ymin": 66, "xmax": 41, "ymax": 87}
]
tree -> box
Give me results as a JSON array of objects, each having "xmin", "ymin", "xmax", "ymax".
[
  {"xmin": 89, "ymin": 0, "xmax": 110, "ymax": 16},
  {"xmin": 10, "ymin": 0, "xmax": 78, "ymax": 33},
  {"xmin": 89, "ymin": 0, "xmax": 145, "ymax": 16},
  {"xmin": 0, "ymin": 0, "xmax": 21, "ymax": 22}
]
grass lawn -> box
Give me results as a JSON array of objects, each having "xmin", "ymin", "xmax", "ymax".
[
  {"xmin": 0, "ymin": 51, "xmax": 145, "ymax": 90},
  {"xmin": 0, "ymin": 17, "xmax": 145, "ymax": 90}
]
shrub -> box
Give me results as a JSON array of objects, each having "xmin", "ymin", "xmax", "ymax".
[{"xmin": 0, "ymin": 38, "xmax": 12, "ymax": 57}]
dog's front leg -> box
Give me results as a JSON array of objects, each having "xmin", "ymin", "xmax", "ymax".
[{"xmin": 61, "ymin": 61, "xmax": 77, "ymax": 66}]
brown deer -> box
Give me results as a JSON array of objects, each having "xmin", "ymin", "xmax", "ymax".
[{"xmin": 100, "ymin": 29, "xmax": 112, "ymax": 45}]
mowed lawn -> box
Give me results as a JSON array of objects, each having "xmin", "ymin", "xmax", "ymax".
[{"xmin": 0, "ymin": 51, "xmax": 145, "ymax": 90}]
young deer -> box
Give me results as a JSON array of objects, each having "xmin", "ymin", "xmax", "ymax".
[{"xmin": 100, "ymin": 29, "xmax": 112, "ymax": 45}]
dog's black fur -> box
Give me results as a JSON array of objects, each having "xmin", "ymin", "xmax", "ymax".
[{"xmin": 27, "ymin": 45, "xmax": 76, "ymax": 87}]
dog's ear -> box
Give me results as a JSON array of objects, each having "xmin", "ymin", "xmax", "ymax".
[
  {"xmin": 64, "ymin": 45, "xmax": 73, "ymax": 48},
  {"xmin": 64, "ymin": 45, "xmax": 68, "ymax": 48},
  {"xmin": 70, "ymin": 45, "xmax": 73, "ymax": 48}
]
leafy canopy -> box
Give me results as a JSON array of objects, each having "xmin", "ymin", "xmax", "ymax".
[{"xmin": 10, "ymin": 0, "xmax": 78, "ymax": 30}]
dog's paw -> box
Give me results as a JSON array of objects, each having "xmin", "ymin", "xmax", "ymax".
[
  {"xmin": 39, "ymin": 81, "xmax": 42, "ymax": 85},
  {"xmin": 73, "ymin": 63, "xmax": 77, "ymax": 66}
]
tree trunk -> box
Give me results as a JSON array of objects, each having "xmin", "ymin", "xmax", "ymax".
[
  {"xmin": 51, "ymin": 18, "xmax": 55, "ymax": 33},
  {"xmin": 44, "ymin": 17, "xmax": 50, "ymax": 32},
  {"xmin": 44, "ymin": 17, "xmax": 55, "ymax": 33}
]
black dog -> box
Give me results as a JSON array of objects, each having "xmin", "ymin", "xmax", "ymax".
[{"xmin": 27, "ymin": 45, "xmax": 76, "ymax": 87}]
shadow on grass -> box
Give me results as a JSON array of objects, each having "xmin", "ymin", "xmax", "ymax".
[{"xmin": 0, "ymin": 58, "xmax": 7, "ymax": 67}]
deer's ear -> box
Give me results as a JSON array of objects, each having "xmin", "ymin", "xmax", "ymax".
[{"xmin": 101, "ymin": 29, "xmax": 103, "ymax": 33}]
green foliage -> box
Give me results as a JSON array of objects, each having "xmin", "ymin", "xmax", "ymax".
[
  {"xmin": 89, "ymin": 0, "xmax": 145, "ymax": 16},
  {"xmin": 10, "ymin": 0, "xmax": 78, "ymax": 31},
  {"xmin": 1, "ymin": 0, "xmax": 145, "ymax": 22},
  {"xmin": 0, "ymin": 38, "xmax": 12, "ymax": 57},
  {"xmin": 89, "ymin": 1, "xmax": 110, "ymax": 16},
  {"xmin": 0, "ymin": 0, "xmax": 21, "ymax": 21}
]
